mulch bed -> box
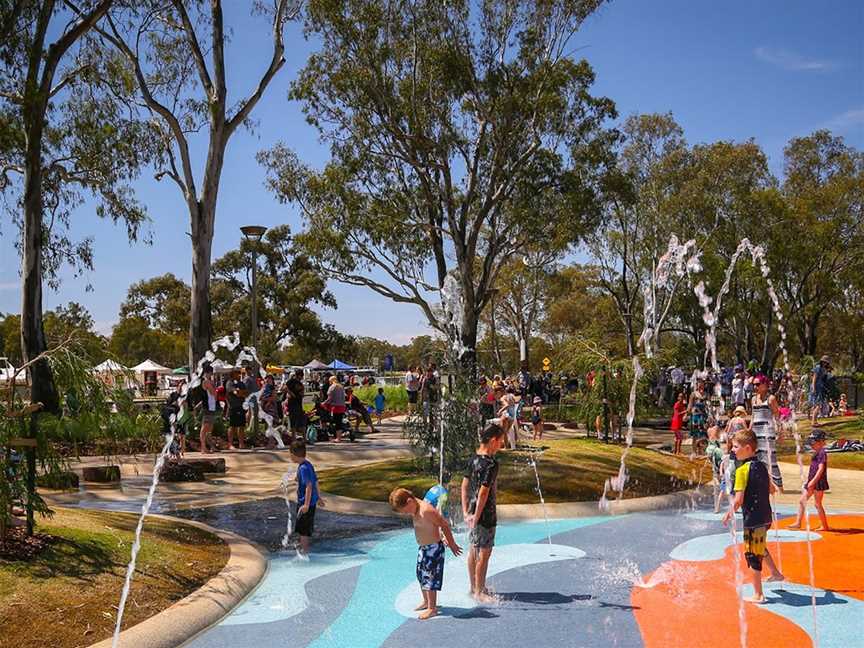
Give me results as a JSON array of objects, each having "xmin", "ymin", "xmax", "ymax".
[{"xmin": 0, "ymin": 526, "xmax": 56, "ymax": 561}]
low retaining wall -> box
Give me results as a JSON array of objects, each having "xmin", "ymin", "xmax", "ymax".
[{"xmin": 89, "ymin": 516, "xmax": 267, "ymax": 648}]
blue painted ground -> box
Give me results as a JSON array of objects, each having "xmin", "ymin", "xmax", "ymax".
[{"xmin": 185, "ymin": 504, "xmax": 854, "ymax": 648}]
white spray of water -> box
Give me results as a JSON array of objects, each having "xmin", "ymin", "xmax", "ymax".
[
  {"xmin": 529, "ymin": 453, "xmax": 553, "ymax": 551},
  {"xmin": 728, "ymin": 493, "xmax": 749, "ymax": 648},
  {"xmin": 601, "ymin": 236, "xmax": 701, "ymax": 507},
  {"xmin": 112, "ymin": 333, "xmax": 241, "ymax": 646}
]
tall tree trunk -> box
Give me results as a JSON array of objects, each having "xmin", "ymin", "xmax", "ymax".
[
  {"xmin": 189, "ymin": 200, "xmax": 215, "ymax": 370},
  {"xmin": 21, "ymin": 126, "xmax": 59, "ymax": 414}
]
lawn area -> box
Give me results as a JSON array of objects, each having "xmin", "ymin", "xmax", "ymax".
[
  {"xmin": 317, "ymin": 437, "xmax": 711, "ymax": 504},
  {"xmin": 0, "ymin": 508, "xmax": 229, "ymax": 648},
  {"xmin": 777, "ymin": 415, "xmax": 864, "ymax": 470}
]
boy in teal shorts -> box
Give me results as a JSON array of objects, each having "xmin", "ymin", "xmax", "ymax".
[{"xmin": 723, "ymin": 429, "xmax": 784, "ymax": 602}]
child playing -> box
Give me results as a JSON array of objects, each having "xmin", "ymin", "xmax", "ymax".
[
  {"xmin": 289, "ymin": 440, "xmax": 321, "ymax": 554},
  {"xmin": 374, "ymin": 387, "xmax": 386, "ymax": 425},
  {"xmin": 706, "ymin": 424, "xmax": 725, "ymax": 513},
  {"xmin": 790, "ymin": 430, "xmax": 831, "ymax": 531},
  {"xmin": 531, "ymin": 396, "xmax": 544, "ymax": 441},
  {"xmin": 723, "ymin": 429, "xmax": 784, "ymax": 603},
  {"xmin": 389, "ymin": 487, "xmax": 462, "ymax": 620},
  {"xmin": 461, "ymin": 420, "xmax": 506, "ymax": 604}
]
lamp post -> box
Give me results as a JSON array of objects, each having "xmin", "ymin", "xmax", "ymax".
[{"xmin": 240, "ymin": 225, "xmax": 267, "ymax": 440}]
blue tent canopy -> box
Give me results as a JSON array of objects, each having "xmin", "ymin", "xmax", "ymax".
[{"xmin": 327, "ymin": 359, "xmax": 356, "ymax": 370}]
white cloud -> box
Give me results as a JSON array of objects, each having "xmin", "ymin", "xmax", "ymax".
[
  {"xmin": 820, "ymin": 107, "xmax": 864, "ymax": 133},
  {"xmin": 754, "ymin": 46, "xmax": 834, "ymax": 71}
]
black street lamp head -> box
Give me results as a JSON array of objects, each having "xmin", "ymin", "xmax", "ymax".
[{"xmin": 240, "ymin": 224, "xmax": 268, "ymax": 241}]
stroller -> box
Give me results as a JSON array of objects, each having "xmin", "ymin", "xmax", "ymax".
[{"xmin": 306, "ymin": 398, "xmax": 354, "ymax": 443}]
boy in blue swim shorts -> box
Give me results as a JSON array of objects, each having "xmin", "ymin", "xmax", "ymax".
[{"xmin": 390, "ymin": 487, "xmax": 462, "ymax": 619}]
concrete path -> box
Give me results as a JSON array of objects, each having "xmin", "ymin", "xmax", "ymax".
[{"xmin": 46, "ymin": 417, "xmax": 414, "ymax": 513}]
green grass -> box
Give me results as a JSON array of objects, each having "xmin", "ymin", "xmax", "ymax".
[
  {"xmin": 0, "ymin": 507, "xmax": 228, "ymax": 648},
  {"xmin": 776, "ymin": 415, "xmax": 864, "ymax": 470},
  {"xmin": 350, "ymin": 384, "xmax": 408, "ymax": 414},
  {"xmin": 317, "ymin": 437, "xmax": 712, "ymax": 504}
]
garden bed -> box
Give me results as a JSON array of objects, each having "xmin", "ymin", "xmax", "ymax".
[{"xmin": 0, "ymin": 507, "xmax": 229, "ymax": 648}]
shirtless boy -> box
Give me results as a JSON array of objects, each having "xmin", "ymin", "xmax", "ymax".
[{"xmin": 390, "ymin": 487, "xmax": 462, "ymax": 619}]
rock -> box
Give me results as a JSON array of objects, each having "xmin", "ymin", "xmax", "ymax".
[
  {"xmin": 82, "ymin": 465, "xmax": 121, "ymax": 483},
  {"xmin": 36, "ymin": 471, "xmax": 80, "ymax": 490},
  {"xmin": 183, "ymin": 457, "xmax": 226, "ymax": 473},
  {"xmin": 160, "ymin": 461, "xmax": 205, "ymax": 482}
]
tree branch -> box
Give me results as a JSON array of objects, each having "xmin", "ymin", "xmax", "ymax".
[{"xmin": 225, "ymin": 0, "xmax": 291, "ymax": 135}]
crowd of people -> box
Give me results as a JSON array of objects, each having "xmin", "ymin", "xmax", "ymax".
[{"xmin": 160, "ymin": 364, "xmax": 389, "ymax": 454}]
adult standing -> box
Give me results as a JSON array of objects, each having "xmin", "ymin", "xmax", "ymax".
[
  {"xmin": 243, "ymin": 366, "xmax": 259, "ymax": 431},
  {"xmin": 752, "ymin": 374, "xmax": 783, "ymax": 488},
  {"xmin": 284, "ymin": 370, "xmax": 307, "ymax": 442},
  {"xmin": 517, "ymin": 363, "xmax": 531, "ymax": 399},
  {"xmin": 405, "ymin": 366, "xmax": 420, "ymax": 413},
  {"xmin": 420, "ymin": 365, "xmax": 440, "ymax": 418},
  {"xmin": 670, "ymin": 391, "xmax": 687, "ymax": 455},
  {"xmin": 226, "ymin": 370, "xmax": 247, "ymax": 450},
  {"xmin": 810, "ymin": 355, "xmax": 830, "ymax": 427},
  {"xmin": 199, "ymin": 364, "xmax": 218, "ymax": 454},
  {"xmin": 323, "ymin": 375, "xmax": 347, "ymax": 442},
  {"xmin": 731, "ymin": 365, "xmax": 746, "ymax": 410},
  {"xmin": 687, "ymin": 379, "xmax": 708, "ymax": 456}
]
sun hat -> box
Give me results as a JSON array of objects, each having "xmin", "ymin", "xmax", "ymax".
[
  {"xmin": 533, "ymin": 396, "xmax": 542, "ymax": 404},
  {"xmin": 733, "ymin": 405, "xmax": 747, "ymax": 416}
]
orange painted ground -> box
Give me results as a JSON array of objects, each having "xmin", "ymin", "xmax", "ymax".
[{"xmin": 632, "ymin": 515, "xmax": 864, "ymax": 648}]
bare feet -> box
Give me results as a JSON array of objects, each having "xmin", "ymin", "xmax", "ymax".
[
  {"xmin": 418, "ymin": 607, "xmax": 438, "ymax": 620},
  {"xmin": 766, "ymin": 573, "xmax": 784, "ymax": 583},
  {"xmin": 744, "ymin": 594, "xmax": 766, "ymax": 604},
  {"xmin": 414, "ymin": 601, "xmax": 428, "ymax": 611},
  {"xmin": 813, "ymin": 526, "xmax": 830, "ymax": 532},
  {"xmin": 472, "ymin": 591, "xmax": 498, "ymax": 604},
  {"xmin": 788, "ymin": 524, "xmax": 801, "ymax": 530}
]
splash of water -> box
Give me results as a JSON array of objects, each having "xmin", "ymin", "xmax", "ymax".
[
  {"xmin": 280, "ymin": 469, "xmax": 295, "ymax": 551},
  {"xmin": 728, "ymin": 493, "xmax": 749, "ymax": 648},
  {"xmin": 528, "ymin": 452, "xmax": 552, "ymax": 550},
  {"xmin": 693, "ymin": 238, "xmax": 823, "ymax": 633},
  {"xmin": 601, "ymin": 236, "xmax": 701, "ymax": 506},
  {"xmin": 112, "ymin": 333, "xmax": 241, "ymax": 646}
]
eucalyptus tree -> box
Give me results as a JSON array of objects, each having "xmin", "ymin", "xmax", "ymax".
[
  {"xmin": 585, "ymin": 112, "xmax": 689, "ymax": 357},
  {"xmin": 261, "ymin": 0, "xmax": 616, "ymax": 369},
  {"xmin": 1, "ymin": 0, "xmax": 151, "ymax": 413},
  {"xmin": 775, "ymin": 130, "xmax": 864, "ymax": 357},
  {"xmin": 96, "ymin": 0, "xmax": 298, "ymax": 368}
]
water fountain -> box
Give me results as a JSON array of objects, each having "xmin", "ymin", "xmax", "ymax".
[
  {"xmin": 111, "ymin": 334, "xmax": 291, "ymax": 645},
  {"xmin": 601, "ymin": 236, "xmax": 703, "ymax": 510},
  {"xmin": 692, "ymin": 238, "xmax": 819, "ymax": 639},
  {"xmin": 112, "ymin": 333, "xmax": 240, "ymax": 646}
]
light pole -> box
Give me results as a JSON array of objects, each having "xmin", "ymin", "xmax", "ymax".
[{"xmin": 240, "ymin": 225, "xmax": 267, "ymax": 439}]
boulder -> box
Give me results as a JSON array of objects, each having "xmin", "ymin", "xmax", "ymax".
[
  {"xmin": 160, "ymin": 461, "xmax": 205, "ymax": 482},
  {"xmin": 82, "ymin": 465, "xmax": 121, "ymax": 483},
  {"xmin": 183, "ymin": 457, "xmax": 226, "ymax": 473}
]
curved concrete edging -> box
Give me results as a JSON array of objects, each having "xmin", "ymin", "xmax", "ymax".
[
  {"xmin": 88, "ymin": 515, "xmax": 268, "ymax": 648},
  {"xmin": 320, "ymin": 485, "xmax": 714, "ymax": 520}
]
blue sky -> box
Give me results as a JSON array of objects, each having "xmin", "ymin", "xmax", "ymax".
[{"xmin": 1, "ymin": 0, "xmax": 861, "ymax": 345}]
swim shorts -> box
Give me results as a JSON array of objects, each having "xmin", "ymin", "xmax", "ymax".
[
  {"xmin": 469, "ymin": 524, "xmax": 496, "ymax": 549},
  {"xmin": 295, "ymin": 505, "xmax": 316, "ymax": 537},
  {"xmin": 416, "ymin": 541, "xmax": 445, "ymax": 591},
  {"xmin": 229, "ymin": 407, "xmax": 245, "ymax": 427},
  {"xmin": 408, "ymin": 390, "xmax": 419, "ymax": 404},
  {"xmin": 743, "ymin": 525, "xmax": 767, "ymax": 571}
]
